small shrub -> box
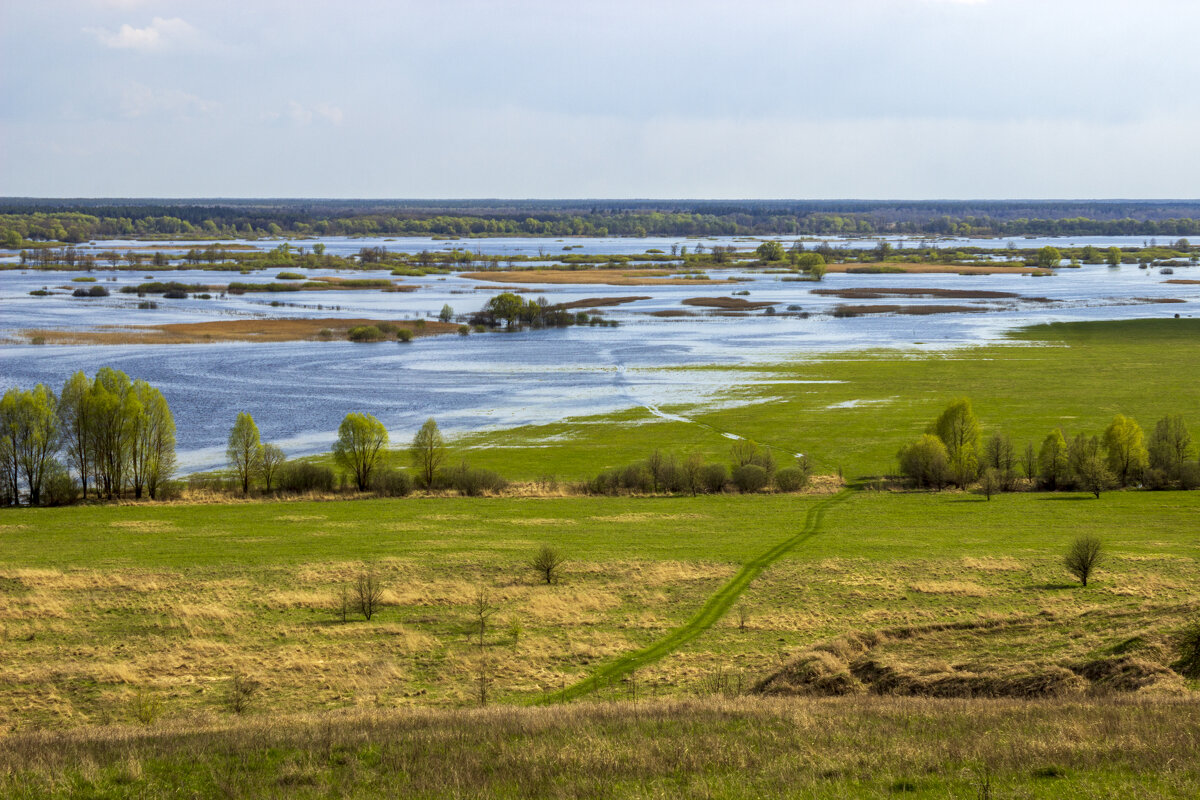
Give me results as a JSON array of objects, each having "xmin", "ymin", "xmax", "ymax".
[
  {"xmin": 774, "ymin": 466, "xmax": 809, "ymax": 492},
  {"xmin": 700, "ymin": 463, "xmax": 729, "ymax": 493},
  {"xmin": 370, "ymin": 468, "xmax": 412, "ymax": 497},
  {"xmin": 137, "ymin": 300, "xmax": 158, "ymax": 310},
  {"xmin": 529, "ymin": 544, "xmax": 566, "ymax": 585},
  {"xmin": 452, "ymin": 465, "xmax": 508, "ymax": 496},
  {"xmin": 1180, "ymin": 462, "xmax": 1200, "ymax": 491},
  {"xmin": 619, "ymin": 462, "xmax": 653, "ymax": 493},
  {"xmin": 396, "ymin": 328, "xmax": 414, "ymax": 343},
  {"xmin": 732, "ymin": 464, "xmax": 768, "ymax": 493},
  {"xmin": 30, "ymin": 336, "xmax": 46, "ymax": 345},
  {"xmin": 162, "ymin": 290, "xmax": 187, "ymax": 299},
  {"xmin": 225, "ymin": 673, "xmax": 259, "ymax": 714},
  {"xmin": 317, "ymin": 328, "xmax": 333, "ymax": 339},
  {"xmin": 356, "ymin": 571, "xmax": 384, "ymax": 620},
  {"xmin": 1064, "ymin": 535, "xmax": 1103, "ymax": 587},
  {"xmin": 130, "ymin": 687, "xmax": 162, "ymax": 725},
  {"xmin": 40, "ymin": 462, "xmax": 79, "ymax": 506},
  {"xmin": 458, "ymin": 325, "xmax": 470, "ymax": 336},
  {"xmin": 376, "ymin": 322, "xmax": 399, "ymax": 335},
  {"xmin": 348, "ymin": 325, "xmax": 385, "ymax": 342},
  {"xmin": 278, "ymin": 461, "xmax": 336, "ymax": 493}
]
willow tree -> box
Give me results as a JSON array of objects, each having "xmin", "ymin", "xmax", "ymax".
[
  {"xmin": 930, "ymin": 398, "xmax": 980, "ymax": 488},
  {"xmin": 227, "ymin": 412, "xmax": 261, "ymax": 495},
  {"xmin": 335, "ymin": 412, "xmax": 389, "ymax": 491},
  {"xmin": 59, "ymin": 372, "xmax": 94, "ymax": 499},
  {"xmin": 131, "ymin": 381, "xmax": 175, "ymax": 499},
  {"xmin": 410, "ymin": 418, "xmax": 445, "ymax": 489},
  {"xmin": 1103, "ymin": 415, "xmax": 1148, "ymax": 487},
  {"xmin": 0, "ymin": 384, "xmax": 60, "ymax": 506}
]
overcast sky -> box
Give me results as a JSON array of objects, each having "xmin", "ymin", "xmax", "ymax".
[{"xmin": 2, "ymin": 0, "xmax": 1198, "ymax": 199}]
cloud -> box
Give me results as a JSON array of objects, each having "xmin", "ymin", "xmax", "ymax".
[
  {"xmin": 120, "ymin": 83, "xmax": 219, "ymax": 118},
  {"xmin": 86, "ymin": 17, "xmax": 198, "ymax": 51},
  {"xmin": 282, "ymin": 101, "xmax": 344, "ymax": 126}
]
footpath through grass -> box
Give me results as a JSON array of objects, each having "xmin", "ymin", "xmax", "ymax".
[{"xmin": 553, "ymin": 490, "xmax": 852, "ymax": 702}]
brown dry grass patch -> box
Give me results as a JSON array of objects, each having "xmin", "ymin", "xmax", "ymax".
[
  {"xmin": 825, "ymin": 261, "xmax": 1052, "ymax": 275},
  {"xmin": 21, "ymin": 318, "xmax": 460, "ymax": 345},
  {"xmin": 461, "ymin": 270, "xmax": 736, "ymax": 286},
  {"xmin": 551, "ymin": 295, "xmax": 651, "ymax": 310},
  {"xmin": 681, "ymin": 296, "xmax": 776, "ymax": 310}
]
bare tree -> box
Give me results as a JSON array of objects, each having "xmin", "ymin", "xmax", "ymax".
[
  {"xmin": 472, "ymin": 587, "xmax": 497, "ymax": 648},
  {"xmin": 356, "ymin": 571, "xmax": 384, "ymax": 620},
  {"xmin": 529, "ymin": 545, "xmax": 566, "ymax": 585},
  {"xmin": 1065, "ymin": 536, "xmax": 1104, "ymax": 587}
]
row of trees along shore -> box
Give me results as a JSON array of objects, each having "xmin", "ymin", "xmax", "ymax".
[
  {"xmin": 899, "ymin": 398, "xmax": 1199, "ymax": 497},
  {"xmin": 1, "ymin": 369, "xmax": 175, "ymax": 506},
  {"xmin": 5, "ymin": 375, "xmax": 1198, "ymax": 506}
]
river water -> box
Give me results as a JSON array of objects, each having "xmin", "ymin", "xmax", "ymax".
[{"xmin": 1, "ymin": 236, "xmax": 1196, "ymax": 472}]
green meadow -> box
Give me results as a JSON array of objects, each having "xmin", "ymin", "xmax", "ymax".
[
  {"xmin": 0, "ymin": 317, "xmax": 1197, "ymax": 797},
  {"xmin": 458, "ymin": 319, "xmax": 1200, "ymax": 481}
]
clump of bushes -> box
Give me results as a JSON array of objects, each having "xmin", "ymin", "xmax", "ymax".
[
  {"xmin": 72, "ymin": 285, "xmax": 109, "ymax": 298},
  {"xmin": 370, "ymin": 468, "xmax": 412, "ymax": 497},
  {"xmin": 732, "ymin": 464, "xmax": 768, "ymax": 493},
  {"xmin": 583, "ymin": 445, "xmax": 809, "ymax": 496},
  {"xmin": 396, "ymin": 328, "xmax": 414, "ymax": 343},
  {"xmin": 348, "ymin": 325, "xmax": 386, "ymax": 342},
  {"xmin": 449, "ymin": 463, "xmax": 508, "ymax": 496},
  {"xmin": 278, "ymin": 461, "xmax": 336, "ymax": 493}
]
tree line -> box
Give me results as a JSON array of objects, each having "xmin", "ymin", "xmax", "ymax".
[
  {"xmin": 1, "ymin": 369, "xmax": 176, "ymax": 506},
  {"xmin": 899, "ymin": 399, "xmax": 1198, "ymax": 497},
  {"xmin": 7, "ymin": 201, "xmax": 1200, "ymax": 245}
]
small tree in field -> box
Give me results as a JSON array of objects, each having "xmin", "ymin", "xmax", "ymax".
[
  {"xmin": 529, "ymin": 544, "xmax": 565, "ymax": 585},
  {"xmin": 356, "ymin": 570, "xmax": 384, "ymax": 620},
  {"xmin": 979, "ymin": 468, "xmax": 1002, "ymax": 500},
  {"xmin": 1064, "ymin": 535, "xmax": 1103, "ymax": 587},
  {"xmin": 410, "ymin": 417, "xmax": 445, "ymax": 489}
]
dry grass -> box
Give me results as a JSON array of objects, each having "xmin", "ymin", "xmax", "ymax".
[
  {"xmin": 462, "ymin": 269, "xmax": 737, "ymax": 286},
  {"xmin": 826, "ymin": 261, "xmax": 1052, "ymax": 275},
  {"xmin": 550, "ymin": 295, "xmax": 651, "ymax": 309},
  {"xmin": 20, "ymin": 318, "xmax": 460, "ymax": 345},
  {"xmin": 834, "ymin": 303, "xmax": 990, "ymax": 316},
  {"xmin": 812, "ymin": 286, "xmax": 1027, "ymax": 300},
  {"xmin": 0, "ymin": 696, "xmax": 1196, "ymax": 798},
  {"xmin": 681, "ymin": 296, "xmax": 777, "ymax": 310}
]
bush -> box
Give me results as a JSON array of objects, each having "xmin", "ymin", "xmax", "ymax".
[
  {"xmin": 348, "ymin": 325, "xmax": 385, "ymax": 342},
  {"xmin": 73, "ymin": 285, "xmax": 109, "ymax": 297},
  {"xmin": 1180, "ymin": 462, "xmax": 1200, "ymax": 491},
  {"xmin": 458, "ymin": 325, "xmax": 470, "ymax": 336},
  {"xmin": 40, "ymin": 462, "xmax": 79, "ymax": 506},
  {"xmin": 278, "ymin": 461, "xmax": 336, "ymax": 493},
  {"xmin": 732, "ymin": 464, "xmax": 769, "ymax": 493},
  {"xmin": 700, "ymin": 463, "xmax": 729, "ymax": 493},
  {"xmin": 162, "ymin": 290, "xmax": 187, "ymax": 299},
  {"xmin": 396, "ymin": 328, "xmax": 414, "ymax": 343},
  {"xmin": 619, "ymin": 462, "xmax": 653, "ymax": 493},
  {"xmin": 370, "ymin": 468, "xmax": 412, "ymax": 497},
  {"xmin": 585, "ymin": 469, "xmax": 620, "ymax": 495},
  {"xmin": 774, "ymin": 466, "xmax": 810, "ymax": 492},
  {"xmin": 452, "ymin": 465, "xmax": 508, "ymax": 496}
]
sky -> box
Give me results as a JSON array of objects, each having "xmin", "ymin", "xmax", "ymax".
[{"xmin": 2, "ymin": 0, "xmax": 1199, "ymax": 199}]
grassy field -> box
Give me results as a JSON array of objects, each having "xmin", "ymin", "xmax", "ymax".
[
  {"xmin": 454, "ymin": 318, "xmax": 1200, "ymax": 481},
  {"xmin": 2, "ymin": 697, "xmax": 1198, "ymax": 798},
  {"xmin": 1, "ymin": 491, "xmax": 1195, "ymax": 735},
  {"xmin": 1, "ymin": 317, "xmax": 1197, "ymax": 797}
]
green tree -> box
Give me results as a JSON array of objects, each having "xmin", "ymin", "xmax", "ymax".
[
  {"xmin": 981, "ymin": 431, "xmax": 1016, "ymax": 490},
  {"xmin": 1105, "ymin": 246, "xmax": 1122, "ymax": 266},
  {"xmin": 1148, "ymin": 415, "xmax": 1192, "ymax": 480},
  {"xmin": 756, "ymin": 241, "xmax": 785, "ymax": 261},
  {"xmin": 227, "ymin": 412, "xmax": 262, "ymax": 495},
  {"xmin": 439, "ymin": 304, "xmax": 454, "ymax": 323},
  {"xmin": 484, "ymin": 292, "xmax": 524, "ymax": 328},
  {"xmin": 1036, "ymin": 246, "xmax": 1062, "ymax": 268},
  {"xmin": 930, "ymin": 398, "xmax": 980, "ymax": 488},
  {"xmin": 58, "ymin": 372, "xmax": 95, "ymax": 499},
  {"xmin": 1103, "ymin": 415, "xmax": 1148, "ymax": 487},
  {"xmin": 0, "ymin": 385, "xmax": 60, "ymax": 506},
  {"xmin": 335, "ymin": 412, "xmax": 389, "ymax": 491},
  {"xmin": 1037, "ymin": 429, "xmax": 1069, "ymax": 489},
  {"xmin": 410, "ymin": 417, "xmax": 445, "ymax": 489},
  {"xmin": 128, "ymin": 380, "xmax": 175, "ymax": 499},
  {"xmin": 1070, "ymin": 434, "xmax": 1113, "ymax": 498},
  {"xmin": 898, "ymin": 434, "xmax": 950, "ymax": 489},
  {"xmin": 1065, "ymin": 535, "xmax": 1103, "ymax": 586}
]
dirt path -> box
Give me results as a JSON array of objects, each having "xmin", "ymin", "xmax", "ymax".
[{"xmin": 546, "ymin": 489, "xmax": 852, "ymax": 703}]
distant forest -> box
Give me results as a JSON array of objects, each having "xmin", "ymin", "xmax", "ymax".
[{"xmin": 3, "ymin": 199, "xmax": 1200, "ymax": 242}]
